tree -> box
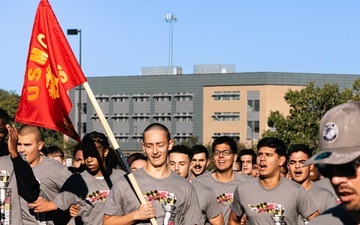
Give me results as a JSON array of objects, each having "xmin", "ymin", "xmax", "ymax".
[
  {"xmin": 262, "ymin": 81, "xmax": 353, "ymax": 153},
  {"xmin": 0, "ymin": 89, "xmax": 20, "ymax": 122},
  {"xmin": 179, "ymin": 135, "xmax": 200, "ymax": 148}
]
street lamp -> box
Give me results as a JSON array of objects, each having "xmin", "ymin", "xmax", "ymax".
[
  {"xmin": 67, "ymin": 29, "xmax": 82, "ymax": 138},
  {"xmin": 134, "ymin": 126, "xmax": 138, "ymax": 151},
  {"xmin": 165, "ymin": 13, "xmax": 177, "ymax": 66}
]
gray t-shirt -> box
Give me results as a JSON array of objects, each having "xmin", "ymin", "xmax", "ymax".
[
  {"xmin": 231, "ymin": 176, "xmax": 318, "ymax": 225},
  {"xmin": 54, "ymin": 169, "xmax": 125, "ymax": 225},
  {"xmin": 313, "ymin": 178, "xmax": 339, "ymax": 203},
  {"xmin": 0, "ymin": 155, "xmax": 23, "ymax": 225},
  {"xmin": 194, "ymin": 171, "xmax": 252, "ymax": 224},
  {"xmin": 191, "ymin": 180, "xmax": 222, "ymax": 225},
  {"xmin": 308, "ymin": 204, "xmax": 356, "ymax": 225},
  {"xmin": 21, "ymin": 156, "xmax": 71, "ymax": 225},
  {"xmin": 103, "ymin": 168, "xmax": 203, "ymax": 225},
  {"xmin": 299, "ymin": 181, "xmax": 338, "ymax": 225}
]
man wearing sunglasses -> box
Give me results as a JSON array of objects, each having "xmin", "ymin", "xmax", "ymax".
[{"xmin": 305, "ymin": 102, "xmax": 360, "ymax": 225}]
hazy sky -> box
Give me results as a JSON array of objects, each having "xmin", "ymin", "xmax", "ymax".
[{"xmin": 1, "ymin": 1, "xmax": 360, "ymax": 94}]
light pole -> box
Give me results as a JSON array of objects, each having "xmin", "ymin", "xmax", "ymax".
[
  {"xmin": 134, "ymin": 126, "xmax": 138, "ymax": 151},
  {"xmin": 165, "ymin": 13, "xmax": 177, "ymax": 66},
  {"xmin": 67, "ymin": 29, "xmax": 82, "ymax": 138}
]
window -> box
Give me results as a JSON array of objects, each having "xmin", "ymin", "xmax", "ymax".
[
  {"xmin": 247, "ymin": 100, "xmax": 260, "ymax": 112},
  {"xmin": 91, "ymin": 114, "xmax": 109, "ymax": 122},
  {"xmin": 95, "ymin": 94, "xmax": 110, "ymax": 103},
  {"xmin": 173, "ymin": 133, "xmax": 193, "ymax": 143},
  {"xmin": 132, "ymin": 93, "xmax": 150, "ymax": 102},
  {"xmin": 247, "ymin": 121, "xmax": 260, "ymax": 134},
  {"xmin": 153, "ymin": 93, "xmax": 172, "ymax": 102},
  {"xmin": 132, "ymin": 113, "xmax": 150, "ymax": 122},
  {"xmin": 111, "ymin": 94, "xmax": 130, "ymax": 102},
  {"xmin": 174, "ymin": 112, "xmax": 193, "ymax": 122},
  {"xmin": 174, "ymin": 92, "xmax": 193, "ymax": 101},
  {"xmin": 212, "ymin": 112, "xmax": 240, "ymax": 121},
  {"xmin": 115, "ymin": 133, "xmax": 129, "ymax": 142},
  {"xmin": 212, "ymin": 133, "xmax": 240, "ymax": 142},
  {"xmin": 212, "ymin": 91, "xmax": 240, "ymax": 101},
  {"xmin": 82, "ymin": 123, "xmax": 87, "ymax": 133},
  {"xmin": 111, "ymin": 113, "xmax": 129, "ymax": 122},
  {"xmin": 82, "ymin": 103, "xmax": 87, "ymax": 114}
]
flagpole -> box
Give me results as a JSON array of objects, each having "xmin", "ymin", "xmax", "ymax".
[{"xmin": 82, "ymin": 82, "xmax": 158, "ymax": 225}]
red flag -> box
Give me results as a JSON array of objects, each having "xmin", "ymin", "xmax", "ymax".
[{"xmin": 15, "ymin": 0, "xmax": 87, "ymax": 142}]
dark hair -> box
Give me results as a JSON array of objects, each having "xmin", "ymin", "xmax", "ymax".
[
  {"xmin": 88, "ymin": 131, "xmax": 110, "ymax": 149},
  {"xmin": 212, "ymin": 136, "xmax": 238, "ymax": 154},
  {"xmin": 18, "ymin": 125, "xmax": 44, "ymax": 142},
  {"xmin": 168, "ymin": 145, "xmax": 193, "ymax": 161},
  {"xmin": 142, "ymin": 123, "xmax": 171, "ymax": 142},
  {"xmin": 237, "ymin": 149, "xmax": 257, "ymax": 165},
  {"xmin": 106, "ymin": 147, "xmax": 123, "ymax": 170},
  {"xmin": 73, "ymin": 143, "xmax": 82, "ymax": 159},
  {"xmin": 47, "ymin": 145, "xmax": 65, "ymax": 160},
  {"xmin": 82, "ymin": 134, "xmax": 103, "ymax": 165},
  {"xmin": 127, "ymin": 153, "xmax": 147, "ymax": 166},
  {"xmin": 190, "ymin": 145, "xmax": 209, "ymax": 159},
  {"xmin": 257, "ymin": 137, "xmax": 286, "ymax": 157},
  {"xmin": 287, "ymin": 144, "xmax": 312, "ymax": 161},
  {"xmin": 0, "ymin": 109, "xmax": 9, "ymax": 123},
  {"xmin": 281, "ymin": 161, "xmax": 289, "ymax": 177}
]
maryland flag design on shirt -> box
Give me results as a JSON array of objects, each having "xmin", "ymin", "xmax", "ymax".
[
  {"xmin": 85, "ymin": 190, "xmax": 109, "ymax": 203},
  {"xmin": 144, "ymin": 190, "xmax": 177, "ymax": 205},
  {"xmin": 248, "ymin": 202, "xmax": 285, "ymax": 216},
  {"xmin": 144, "ymin": 190, "xmax": 177, "ymax": 225},
  {"xmin": 216, "ymin": 193, "xmax": 233, "ymax": 204}
]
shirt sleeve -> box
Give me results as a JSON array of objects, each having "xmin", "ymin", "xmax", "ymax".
[
  {"xmin": 297, "ymin": 186, "xmax": 318, "ymax": 219},
  {"xmin": 182, "ymin": 184, "xmax": 205, "ymax": 225},
  {"xmin": 231, "ymin": 186, "xmax": 244, "ymax": 217},
  {"xmin": 11, "ymin": 155, "xmax": 40, "ymax": 202},
  {"xmin": 204, "ymin": 188, "xmax": 222, "ymax": 219}
]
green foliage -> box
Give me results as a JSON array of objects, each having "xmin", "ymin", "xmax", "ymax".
[
  {"xmin": 0, "ymin": 89, "xmax": 20, "ymax": 122},
  {"xmin": 262, "ymin": 81, "xmax": 355, "ymax": 153},
  {"xmin": 179, "ymin": 135, "xmax": 200, "ymax": 148},
  {"xmin": 204, "ymin": 142, "xmax": 216, "ymax": 171}
]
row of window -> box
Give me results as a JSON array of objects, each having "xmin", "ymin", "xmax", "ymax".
[
  {"xmin": 91, "ymin": 113, "xmax": 194, "ymax": 123},
  {"xmin": 213, "ymin": 91, "xmax": 240, "ymax": 101},
  {"xmin": 115, "ymin": 133, "xmax": 193, "ymax": 143},
  {"xmin": 93, "ymin": 93, "xmax": 194, "ymax": 103},
  {"xmin": 78, "ymin": 121, "xmax": 259, "ymax": 144},
  {"xmin": 107, "ymin": 117, "xmax": 194, "ymax": 123},
  {"xmin": 77, "ymin": 99, "xmax": 260, "ymax": 116},
  {"xmin": 213, "ymin": 112, "xmax": 240, "ymax": 121}
]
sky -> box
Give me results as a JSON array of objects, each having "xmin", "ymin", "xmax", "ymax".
[{"xmin": 1, "ymin": 1, "xmax": 360, "ymax": 94}]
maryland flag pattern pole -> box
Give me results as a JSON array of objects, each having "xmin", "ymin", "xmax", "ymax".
[{"xmin": 15, "ymin": 0, "xmax": 86, "ymax": 142}]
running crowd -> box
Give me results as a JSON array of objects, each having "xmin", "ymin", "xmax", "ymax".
[{"xmin": 0, "ymin": 101, "xmax": 359, "ymax": 225}]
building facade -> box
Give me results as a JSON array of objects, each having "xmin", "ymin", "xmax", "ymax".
[{"xmin": 69, "ymin": 72, "xmax": 360, "ymax": 153}]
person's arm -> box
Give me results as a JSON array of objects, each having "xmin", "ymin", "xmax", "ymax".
[
  {"xmin": 208, "ymin": 212, "xmax": 224, "ymax": 225},
  {"xmin": 103, "ymin": 203, "xmax": 155, "ymax": 225},
  {"xmin": 7, "ymin": 124, "xmax": 40, "ymax": 202},
  {"xmin": 228, "ymin": 211, "xmax": 242, "ymax": 225},
  {"xmin": 306, "ymin": 210, "xmax": 320, "ymax": 221},
  {"xmin": 28, "ymin": 197, "xmax": 58, "ymax": 213}
]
